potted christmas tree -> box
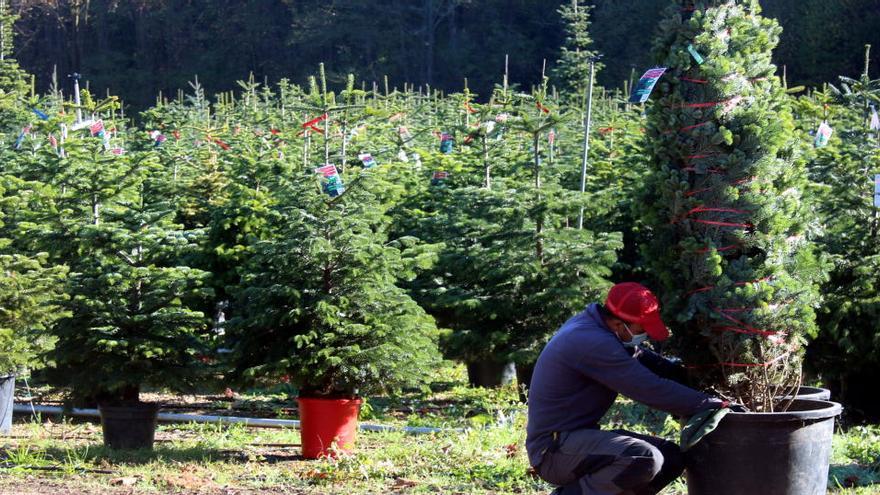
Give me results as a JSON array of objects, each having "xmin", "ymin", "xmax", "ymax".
[
  {"xmin": 44, "ymin": 138, "xmax": 212, "ymax": 449},
  {"xmin": 0, "ymin": 176, "xmax": 68, "ymax": 434},
  {"xmin": 0, "ymin": 8, "xmax": 68, "ymax": 432},
  {"xmin": 229, "ymin": 164, "xmax": 441, "ymax": 458},
  {"xmin": 640, "ymin": 1, "xmax": 840, "ymax": 493}
]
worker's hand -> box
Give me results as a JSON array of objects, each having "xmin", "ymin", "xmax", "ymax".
[{"xmin": 680, "ymin": 407, "xmax": 731, "ymax": 451}]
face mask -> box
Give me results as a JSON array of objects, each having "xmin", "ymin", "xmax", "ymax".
[{"xmin": 622, "ymin": 322, "xmax": 648, "ymax": 348}]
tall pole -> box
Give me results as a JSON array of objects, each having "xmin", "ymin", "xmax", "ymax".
[
  {"xmin": 70, "ymin": 73, "xmax": 82, "ymax": 124},
  {"xmin": 578, "ymin": 57, "xmax": 598, "ymax": 229}
]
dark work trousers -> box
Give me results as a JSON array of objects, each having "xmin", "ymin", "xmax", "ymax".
[{"xmin": 535, "ymin": 429, "xmax": 684, "ymax": 495}]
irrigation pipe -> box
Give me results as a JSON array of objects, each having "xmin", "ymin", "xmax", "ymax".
[
  {"xmin": 0, "ymin": 463, "xmax": 115, "ymax": 475},
  {"xmin": 13, "ymin": 404, "xmax": 461, "ymax": 435}
]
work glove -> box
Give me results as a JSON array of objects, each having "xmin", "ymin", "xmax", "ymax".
[
  {"xmin": 633, "ymin": 347, "xmax": 689, "ymax": 386},
  {"xmin": 679, "ymin": 406, "xmax": 731, "ymax": 452}
]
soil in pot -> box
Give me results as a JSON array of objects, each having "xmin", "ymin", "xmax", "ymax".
[
  {"xmin": 297, "ymin": 396, "xmax": 362, "ymax": 459},
  {"xmin": 98, "ymin": 402, "xmax": 160, "ymax": 450},
  {"xmin": 686, "ymin": 399, "xmax": 842, "ymax": 495},
  {"xmin": 0, "ymin": 375, "xmax": 13, "ymax": 434}
]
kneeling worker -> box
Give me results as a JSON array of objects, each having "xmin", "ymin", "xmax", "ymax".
[{"xmin": 526, "ymin": 282, "xmax": 726, "ymax": 495}]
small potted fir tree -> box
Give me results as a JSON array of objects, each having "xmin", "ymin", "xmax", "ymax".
[
  {"xmin": 0, "ymin": 174, "xmax": 68, "ymax": 434},
  {"xmin": 229, "ymin": 165, "xmax": 441, "ymax": 459},
  {"xmin": 45, "ymin": 149, "xmax": 212, "ymax": 449},
  {"xmin": 641, "ymin": 1, "xmax": 839, "ymax": 494}
]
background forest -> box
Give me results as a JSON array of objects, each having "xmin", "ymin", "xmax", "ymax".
[{"xmin": 5, "ymin": 0, "xmax": 880, "ymax": 110}]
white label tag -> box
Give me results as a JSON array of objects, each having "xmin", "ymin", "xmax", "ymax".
[{"xmin": 874, "ymin": 174, "xmax": 880, "ymax": 207}]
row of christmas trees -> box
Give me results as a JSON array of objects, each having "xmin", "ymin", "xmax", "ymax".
[
  {"xmin": 0, "ymin": 18, "xmax": 650, "ymax": 402},
  {"xmin": 0, "ymin": 1, "xmax": 877, "ymax": 411}
]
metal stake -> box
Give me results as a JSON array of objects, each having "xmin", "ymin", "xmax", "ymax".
[{"xmin": 578, "ymin": 56, "xmax": 600, "ymax": 229}]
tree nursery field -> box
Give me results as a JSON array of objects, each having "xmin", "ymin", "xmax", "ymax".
[
  {"xmin": 1, "ymin": 0, "xmax": 879, "ymax": 494},
  {"xmin": 2, "ymin": 378, "xmax": 880, "ymax": 494}
]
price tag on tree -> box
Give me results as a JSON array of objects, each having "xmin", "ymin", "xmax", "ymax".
[
  {"xmin": 431, "ymin": 171, "xmax": 448, "ymax": 186},
  {"xmin": 89, "ymin": 120, "xmax": 105, "ymax": 137},
  {"xmin": 315, "ymin": 164, "xmax": 339, "ymax": 177},
  {"xmin": 871, "ymin": 106, "xmax": 880, "ymax": 131},
  {"xmin": 314, "ymin": 164, "xmax": 345, "ymax": 197},
  {"xmin": 439, "ymin": 133, "xmax": 454, "ymax": 153},
  {"xmin": 814, "ymin": 121, "xmax": 833, "ymax": 148},
  {"xmin": 687, "ymin": 44, "xmax": 705, "ymax": 65},
  {"xmin": 629, "ymin": 68, "xmax": 667, "ymax": 104},
  {"xmin": 874, "ymin": 174, "xmax": 880, "ymax": 208},
  {"xmin": 358, "ymin": 153, "xmax": 377, "ymax": 168},
  {"xmin": 323, "ymin": 175, "xmax": 345, "ymax": 197}
]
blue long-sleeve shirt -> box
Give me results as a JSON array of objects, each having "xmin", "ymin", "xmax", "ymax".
[{"xmin": 525, "ymin": 303, "xmax": 723, "ymax": 467}]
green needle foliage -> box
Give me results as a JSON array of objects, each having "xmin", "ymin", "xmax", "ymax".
[
  {"xmin": 552, "ymin": 0, "xmax": 602, "ymax": 109},
  {"xmin": 229, "ymin": 165, "xmax": 442, "ymax": 398},
  {"xmin": 799, "ymin": 57, "xmax": 880, "ymax": 414},
  {"xmin": 396, "ymin": 82, "xmax": 622, "ymax": 374},
  {"xmin": 0, "ymin": 16, "xmax": 66, "ymax": 376},
  {"xmin": 640, "ymin": 0, "xmax": 825, "ymax": 410},
  {"xmin": 43, "ymin": 118, "xmax": 213, "ymax": 403},
  {"xmin": 0, "ymin": 178, "xmax": 67, "ymax": 374},
  {"xmin": 0, "ymin": 0, "xmax": 27, "ymax": 104},
  {"xmin": 0, "ymin": 11, "xmax": 875, "ymax": 415}
]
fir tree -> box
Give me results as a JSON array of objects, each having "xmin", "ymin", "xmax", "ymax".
[
  {"xmin": 640, "ymin": 0, "xmax": 825, "ymax": 410},
  {"xmin": 0, "ymin": 0, "xmax": 26, "ymax": 96},
  {"xmin": 45, "ymin": 142, "xmax": 212, "ymax": 403},
  {"xmin": 552, "ymin": 0, "xmax": 601, "ymax": 108},
  {"xmin": 802, "ymin": 53, "xmax": 880, "ymax": 410},
  {"xmin": 0, "ymin": 176, "xmax": 67, "ymax": 374},
  {"xmin": 228, "ymin": 163, "xmax": 441, "ymax": 397},
  {"xmin": 555, "ymin": 88, "xmax": 651, "ymax": 276},
  {"xmin": 0, "ymin": 8, "xmax": 66, "ymax": 376},
  {"xmin": 397, "ymin": 82, "xmax": 622, "ymax": 375}
]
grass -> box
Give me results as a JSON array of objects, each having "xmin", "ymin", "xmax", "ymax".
[{"xmin": 1, "ymin": 366, "xmax": 879, "ymax": 494}]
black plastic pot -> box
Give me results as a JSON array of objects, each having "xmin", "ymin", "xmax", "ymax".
[
  {"xmin": 98, "ymin": 402, "xmax": 160, "ymax": 450},
  {"xmin": 775, "ymin": 386, "xmax": 831, "ymax": 402},
  {"xmin": 686, "ymin": 399, "xmax": 842, "ymax": 495},
  {"xmin": 0, "ymin": 374, "xmax": 13, "ymax": 434},
  {"xmin": 794, "ymin": 386, "xmax": 831, "ymax": 401},
  {"xmin": 466, "ymin": 360, "xmax": 516, "ymax": 388}
]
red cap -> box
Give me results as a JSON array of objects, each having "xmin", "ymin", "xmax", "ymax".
[{"xmin": 604, "ymin": 282, "xmax": 670, "ymax": 341}]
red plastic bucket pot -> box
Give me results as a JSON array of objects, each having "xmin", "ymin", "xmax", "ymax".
[{"xmin": 297, "ymin": 396, "xmax": 362, "ymax": 459}]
